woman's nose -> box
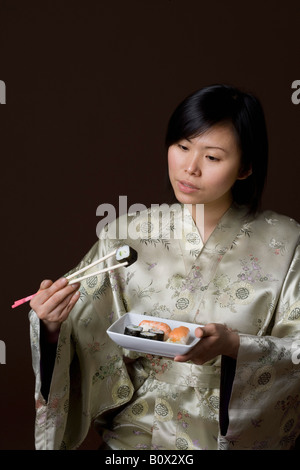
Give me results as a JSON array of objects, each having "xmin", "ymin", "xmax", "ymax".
[{"xmin": 186, "ymin": 157, "xmax": 201, "ymax": 176}]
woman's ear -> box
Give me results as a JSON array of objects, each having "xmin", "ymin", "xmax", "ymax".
[{"xmin": 237, "ymin": 166, "xmax": 252, "ymax": 181}]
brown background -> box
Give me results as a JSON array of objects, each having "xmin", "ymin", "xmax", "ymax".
[{"xmin": 0, "ymin": 0, "xmax": 299, "ymax": 450}]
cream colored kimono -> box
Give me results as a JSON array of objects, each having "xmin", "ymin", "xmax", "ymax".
[{"xmin": 29, "ymin": 204, "xmax": 300, "ymax": 450}]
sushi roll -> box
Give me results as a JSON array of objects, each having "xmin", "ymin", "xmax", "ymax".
[
  {"xmin": 167, "ymin": 326, "xmax": 190, "ymax": 344},
  {"xmin": 139, "ymin": 319, "xmax": 171, "ymax": 340},
  {"xmin": 124, "ymin": 324, "xmax": 143, "ymax": 337},
  {"xmin": 140, "ymin": 331, "xmax": 158, "ymax": 340},
  {"xmin": 116, "ymin": 245, "xmax": 138, "ymax": 267},
  {"xmin": 149, "ymin": 328, "xmax": 164, "ymax": 341}
]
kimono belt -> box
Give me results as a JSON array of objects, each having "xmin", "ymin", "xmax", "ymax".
[
  {"xmin": 141, "ymin": 356, "xmax": 221, "ymax": 389},
  {"xmin": 103, "ymin": 357, "xmax": 224, "ymax": 450}
]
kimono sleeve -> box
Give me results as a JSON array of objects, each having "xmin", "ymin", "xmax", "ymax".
[
  {"xmin": 29, "ymin": 308, "xmax": 74, "ymax": 449},
  {"xmin": 29, "ymin": 236, "xmax": 135, "ymax": 450},
  {"xmin": 219, "ymin": 242, "xmax": 300, "ymax": 450}
]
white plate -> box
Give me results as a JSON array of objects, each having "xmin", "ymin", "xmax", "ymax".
[{"xmin": 106, "ymin": 312, "xmax": 202, "ymax": 358}]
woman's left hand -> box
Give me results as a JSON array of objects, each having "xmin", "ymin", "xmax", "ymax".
[{"xmin": 174, "ymin": 323, "xmax": 240, "ymax": 365}]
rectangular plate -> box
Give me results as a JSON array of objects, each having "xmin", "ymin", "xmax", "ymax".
[{"xmin": 106, "ymin": 312, "xmax": 202, "ymax": 358}]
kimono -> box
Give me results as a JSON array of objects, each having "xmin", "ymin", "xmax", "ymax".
[{"xmin": 29, "ymin": 203, "xmax": 300, "ymax": 450}]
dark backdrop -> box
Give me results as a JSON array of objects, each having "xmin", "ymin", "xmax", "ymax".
[{"xmin": 0, "ymin": 0, "xmax": 299, "ymax": 450}]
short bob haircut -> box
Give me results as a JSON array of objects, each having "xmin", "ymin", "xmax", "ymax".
[{"xmin": 165, "ymin": 84, "xmax": 268, "ymax": 215}]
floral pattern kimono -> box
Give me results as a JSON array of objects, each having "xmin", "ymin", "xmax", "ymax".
[{"xmin": 29, "ymin": 204, "xmax": 300, "ymax": 450}]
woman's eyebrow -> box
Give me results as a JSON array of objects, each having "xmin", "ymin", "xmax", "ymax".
[
  {"xmin": 184, "ymin": 138, "xmax": 228, "ymax": 153},
  {"xmin": 183, "ymin": 137, "xmax": 228, "ymax": 153},
  {"xmin": 204, "ymin": 145, "xmax": 227, "ymax": 153}
]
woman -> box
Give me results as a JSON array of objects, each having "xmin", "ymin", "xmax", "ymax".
[{"xmin": 29, "ymin": 84, "xmax": 300, "ymax": 450}]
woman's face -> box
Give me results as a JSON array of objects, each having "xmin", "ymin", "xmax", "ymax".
[{"xmin": 168, "ymin": 123, "xmax": 248, "ymax": 210}]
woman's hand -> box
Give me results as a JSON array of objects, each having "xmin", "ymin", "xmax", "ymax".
[
  {"xmin": 174, "ymin": 323, "xmax": 240, "ymax": 364},
  {"xmin": 30, "ymin": 277, "xmax": 81, "ymax": 342}
]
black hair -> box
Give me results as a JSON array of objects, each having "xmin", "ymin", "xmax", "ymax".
[{"xmin": 165, "ymin": 84, "xmax": 268, "ymax": 214}]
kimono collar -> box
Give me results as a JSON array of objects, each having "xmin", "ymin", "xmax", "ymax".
[
  {"xmin": 174, "ymin": 203, "xmax": 249, "ymax": 255},
  {"xmin": 174, "ymin": 203, "xmax": 250, "ymax": 277}
]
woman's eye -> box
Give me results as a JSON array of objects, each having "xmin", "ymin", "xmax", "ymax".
[
  {"xmin": 207, "ymin": 155, "xmax": 219, "ymax": 162},
  {"xmin": 178, "ymin": 144, "xmax": 189, "ymax": 151}
]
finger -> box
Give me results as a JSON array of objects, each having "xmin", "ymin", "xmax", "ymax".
[
  {"xmin": 39, "ymin": 279, "xmax": 53, "ymax": 290},
  {"xmin": 42, "ymin": 281, "xmax": 80, "ymax": 312},
  {"xmin": 195, "ymin": 323, "xmax": 220, "ymax": 338},
  {"xmin": 37, "ymin": 277, "xmax": 69, "ymax": 304},
  {"xmin": 174, "ymin": 353, "xmax": 191, "ymax": 362},
  {"xmin": 41, "ymin": 289, "xmax": 80, "ymax": 323},
  {"xmin": 195, "ymin": 326, "xmax": 206, "ymax": 338},
  {"xmin": 56, "ymin": 289, "xmax": 81, "ymax": 320},
  {"xmin": 37, "ymin": 277, "xmax": 79, "ymax": 306},
  {"xmin": 174, "ymin": 329, "xmax": 207, "ymax": 363},
  {"xmin": 66, "ymin": 290, "xmax": 81, "ymax": 312},
  {"xmin": 32, "ymin": 278, "xmax": 67, "ymax": 308},
  {"xmin": 174, "ymin": 349, "xmax": 207, "ymax": 365},
  {"xmin": 31, "ymin": 278, "xmax": 80, "ymax": 314}
]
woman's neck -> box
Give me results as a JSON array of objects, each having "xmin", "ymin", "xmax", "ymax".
[{"xmin": 189, "ymin": 196, "xmax": 233, "ymax": 243}]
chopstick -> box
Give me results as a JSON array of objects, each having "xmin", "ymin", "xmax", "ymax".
[
  {"xmin": 11, "ymin": 294, "xmax": 37, "ymax": 309},
  {"xmin": 68, "ymin": 261, "xmax": 128, "ymax": 284},
  {"xmin": 11, "ymin": 248, "xmax": 124, "ymax": 308},
  {"xmin": 66, "ymin": 249, "xmax": 117, "ymax": 280}
]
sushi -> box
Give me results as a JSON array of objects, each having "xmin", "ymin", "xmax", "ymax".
[
  {"xmin": 124, "ymin": 324, "xmax": 143, "ymax": 337},
  {"xmin": 123, "ymin": 318, "xmax": 190, "ymax": 344},
  {"xmin": 139, "ymin": 319, "xmax": 172, "ymax": 340},
  {"xmin": 140, "ymin": 331, "xmax": 158, "ymax": 340},
  {"xmin": 166, "ymin": 326, "xmax": 190, "ymax": 344},
  {"xmin": 124, "ymin": 324, "xmax": 165, "ymax": 341},
  {"xmin": 149, "ymin": 328, "xmax": 164, "ymax": 341},
  {"xmin": 116, "ymin": 245, "xmax": 138, "ymax": 267}
]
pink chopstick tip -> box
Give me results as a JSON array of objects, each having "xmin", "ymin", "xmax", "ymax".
[{"xmin": 11, "ymin": 293, "xmax": 37, "ymax": 309}]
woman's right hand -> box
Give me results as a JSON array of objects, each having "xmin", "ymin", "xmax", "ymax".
[{"xmin": 30, "ymin": 277, "xmax": 81, "ymax": 341}]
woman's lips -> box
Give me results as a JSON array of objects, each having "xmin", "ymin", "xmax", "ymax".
[{"xmin": 177, "ymin": 180, "xmax": 200, "ymax": 193}]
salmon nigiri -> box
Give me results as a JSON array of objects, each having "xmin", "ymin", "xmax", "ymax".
[
  {"xmin": 139, "ymin": 319, "xmax": 171, "ymax": 340},
  {"xmin": 167, "ymin": 326, "xmax": 190, "ymax": 344}
]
